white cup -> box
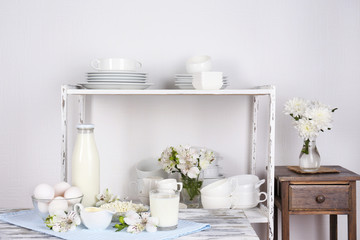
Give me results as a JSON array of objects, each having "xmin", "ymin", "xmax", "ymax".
[
  {"xmin": 138, "ymin": 176, "xmax": 163, "ymax": 197},
  {"xmin": 91, "ymin": 58, "xmax": 142, "ymax": 71},
  {"xmin": 192, "ymin": 72, "xmax": 223, "ymax": 90},
  {"xmin": 136, "ymin": 159, "xmax": 168, "ymax": 179},
  {"xmin": 74, "ymin": 204, "xmax": 115, "ymax": 230},
  {"xmin": 156, "ymin": 179, "xmax": 183, "ymax": 193},
  {"xmin": 186, "ymin": 55, "xmax": 212, "ymax": 73},
  {"xmin": 230, "ymin": 191, "xmax": 267, "ymax": 209}
]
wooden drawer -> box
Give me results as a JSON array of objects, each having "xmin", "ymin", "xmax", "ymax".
[{"xmin": 289, "ymin": 184, "xmax": 350, "ymax": 211}]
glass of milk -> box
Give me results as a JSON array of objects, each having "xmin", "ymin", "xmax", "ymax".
[{"xmin": 149, "ymin": 190, "xmax": 180, "ymax": 230}]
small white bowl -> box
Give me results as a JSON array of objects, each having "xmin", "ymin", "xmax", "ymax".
[
  {"xmin": 200, "ymin": 179, "xmax": 231, "ymax": 197},
  {"xmin": 136, "ymin": 159, "xmax": 168, "ymax": 179},
  {"xmin": 201, "ymin": 194, "xmax": 231, "ymax": 209},
  {"xmin": 186, "ymin": 55, "xmax": 212, "ymax": 73}
]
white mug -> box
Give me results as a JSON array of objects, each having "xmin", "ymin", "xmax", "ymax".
[
  {"xmin": 91, "ymin": 58, "xmax": 142, "ymax": 71},
  {"xmin": 74, "ymin": 204, "xmax": 115, "ymax": 230},
  {"xmin": 156, "ymin": 179, "xmax": 183, "ymax": 193}
]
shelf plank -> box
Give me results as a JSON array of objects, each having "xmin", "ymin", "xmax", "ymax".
[{"xmin": 65, "ymin": 87, "xmax": 275, "ymax": 96}]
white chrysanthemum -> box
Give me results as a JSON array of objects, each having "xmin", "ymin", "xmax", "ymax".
[
  {"xmin": 305, "ymin": 105, "xmax": 332, "ymax": 131},
  {"xmin": 284, "ymin": 97, "xmax": 309, "ymax": 118},
  {"xmin": 295, "ymin": 119, "xmax": 319, "ymax": 141}
]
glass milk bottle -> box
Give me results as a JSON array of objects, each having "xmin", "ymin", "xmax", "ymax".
[{"xmin": 72, "ymin": 124, "xmax": 100, "ymax": 207}]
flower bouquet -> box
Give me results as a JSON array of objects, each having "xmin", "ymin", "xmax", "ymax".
[
  {"xmin": 284, "ymin": 98, "xmax": 337, "ymax": 171},
  {"xmin": 158, "ymin": 145, "xmax": 215, "ymax": 208}
]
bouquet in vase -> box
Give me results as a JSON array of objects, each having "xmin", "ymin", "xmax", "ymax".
[{"xmin": 158, "ymin": 145, "xmax": 215, "ymax": 207}]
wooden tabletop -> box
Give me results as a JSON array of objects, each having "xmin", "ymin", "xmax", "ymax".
[
  {"xmin": 275, "ymin": 165, "xmax": 360, "ymax": 182},
  {"xmin": 0, "ymin": 208, "xmax": 259, "ymax": 240}
]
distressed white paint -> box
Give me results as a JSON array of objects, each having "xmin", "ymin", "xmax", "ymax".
[
  {"xmin": 61, "ymin": 85, "xmax": 275, "ymax": 238},
  {"xmin": 251, "ymin": 96, "xmax": 259, "ymax": 175}
]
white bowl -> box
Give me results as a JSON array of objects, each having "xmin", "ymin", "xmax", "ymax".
[
  {"xmin": 186, "ymin": 55, "xmax": 212, "ymax": 73},
  {"xmin": 228, "ymin": 174, "xmax": 265, "ymax": 193},
  {"xmin": 201, "ymin": 194, "xmax": 231, "ymax": 209},
  {"xmin": 200, "ymin": 179, "xmax": 231, "ymax": 197}
]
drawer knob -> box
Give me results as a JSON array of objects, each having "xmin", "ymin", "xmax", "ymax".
[{"xmin": 316, "ymin": 195, "xmax": 325, "ymax": 203}]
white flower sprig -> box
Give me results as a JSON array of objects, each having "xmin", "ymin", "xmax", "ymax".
[
  {"xmin": 284, "ymin": 98, "xmax": 337, "ymax": 154},
  {"xmin": 45, "ymin": 211, "xmax": 81, "ymax": 232},
  {"xmin": 114, "ymin": 211, "xmax": 158, "ymax": 233},
  {"xmin": 158, "ymin": 145, "xmax": 215, "ymax": 178},
  {"xmin": 96, "ymin": 188, "xmax": 120, "ymax": 207}
]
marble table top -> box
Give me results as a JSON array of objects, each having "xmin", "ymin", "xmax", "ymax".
[{"xmin": 0, "ymin": 208, "xmax": 259, "ymax": 240}]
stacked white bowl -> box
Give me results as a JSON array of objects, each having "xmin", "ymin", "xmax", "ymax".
[
  {"xmin": 228, "ymin": 175, "xmax": 267, "ymax": 209},
  {"xmin": 200, "ymin": 179, "xmax": 232, "ymax": 209}
]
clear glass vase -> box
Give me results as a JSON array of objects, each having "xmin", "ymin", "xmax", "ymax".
[
  {"xmin": 180, "ymin": 174, "xmax": 203, "ymax": 208},
  {"xmin": 299, "ymin": 139, "xmax": 321, "ymax": 172}
]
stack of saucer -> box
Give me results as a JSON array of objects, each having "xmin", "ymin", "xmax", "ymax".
[
  {"xmin": 174, "ymin": 74, "xmax": 229, "ymax": 89},
  {"xmin": 79, "ymin": 58, "xmax": 154, "ymax": 89},
  {"xmin": 80, "ymin": 71, "xmax": 153, "ymax": 89}
]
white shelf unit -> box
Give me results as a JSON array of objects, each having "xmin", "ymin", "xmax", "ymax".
[{"xmin": 60, "ymin": 85, "xmax": 276, "ymax": 240}]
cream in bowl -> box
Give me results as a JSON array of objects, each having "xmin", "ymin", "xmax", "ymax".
[{"xmin": 74, "ymin": 204, "xmax": 115, "ymax": 230}]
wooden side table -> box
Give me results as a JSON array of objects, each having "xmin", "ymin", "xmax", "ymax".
[{"xmin": 274, "ymin": 165, "xmax": 360, "ymax": 240}]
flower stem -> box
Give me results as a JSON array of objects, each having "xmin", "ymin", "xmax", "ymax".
[
  {"xmin": 181, "ymin": 174, "xmax": 202, "ymax": 201},
  {"xmin": 302, "ymin": 139, "xmax": 310, "ymax": 154}
]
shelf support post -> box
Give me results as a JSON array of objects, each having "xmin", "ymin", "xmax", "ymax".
[
  {"xmin": 251, "ymin": 96, "xmax": 259, "ymax": 175},
  {"xmin": 61, "ymin": 85, "xmax": 68, "ymax": 182},
  {"xmin": 267, "ymin": 86, "xmax": 276, "ymax": 240}
]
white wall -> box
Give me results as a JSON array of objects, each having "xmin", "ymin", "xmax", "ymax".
[{"xmin": 1, "ymin": 0, "xmax": 359, "ymax": 239}]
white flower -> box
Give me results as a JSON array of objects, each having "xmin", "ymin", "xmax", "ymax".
[
  {"xmin": 295, "ymin": 119, "xmax": 319, "ymax": 141},
  {"xmin": 96, "ymin": 188, "xmax": 119, "ymax": 207},
  {"xmin": 284, "ymin": 97, "xmax": 309, "ymax": 118},
  {"xmin": 123, "ymin": 211, "xmax": 158, "ymax": 233},
  {"xmin": 45, "ymin": 211, "xmax": 81, "ymax": 232},
  {"xmin": 199, "ymin": 149, "xmax": 215, "ymax": 170},
  {"xmin": 304, "ymin": 105, "xmax": 332, "ymax": 131},
  {"xmin": 187, "ymin": 167, "xmax": 200, "ymax": 178},
  {"xmin": 127, "ymin": 223, "xmax": 145, "ymax": 233},
  {"xmin": 124, "ymin": 211, "xmax": 142, "ymax": 226},
  {"xmin": 145, "ymin": 217, "xmax": 159, "ymax": 232}
]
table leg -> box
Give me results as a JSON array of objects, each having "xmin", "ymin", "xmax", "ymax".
[
  {"xmin": 330, "ymin": 215, "xmax": 337, "ymax": 240},
  {"xmin": 348, "ymin": 181, "xmax": 356, "ymax": 240},
  {"xmin": 274, "ymin": 205, "xmax": 278, "ymax": 240},
  {"xmin": 281, "ymin": 182, "xmax": 289, "ymax": 240}
]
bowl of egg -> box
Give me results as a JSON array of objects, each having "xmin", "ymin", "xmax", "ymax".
[{"xmin": 32, "ymin": 182, "xmax": 83, "ymax": 219}]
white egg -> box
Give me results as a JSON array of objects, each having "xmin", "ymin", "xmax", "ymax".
[
  {"xmin": 54, "ymin": 181, "xmax": 71, "ymax": 197},
  {"xmin": 64, "ymin": 186, "xmax": 83, "ymax": 204},
  {"xmin": 48, "ymin": 196, "xmax": 68, "ymax": 216},
  {"xmin": 33, "ymin": 183, "xmax": 55, "ymax": 199},
  {"xmin": 37, "ymin": 202, "xmax": 49, "ymax": 213}
]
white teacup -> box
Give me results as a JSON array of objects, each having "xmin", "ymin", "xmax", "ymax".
[
  {"xmin": 186, "ymin": 55, "xmax": 212, "ymax": 73},
  {"xmin": 136, "ymin": 159, "xmax": 168, "ymax": 179},
  {"xmin": 74, "ymin": 204, "xmax": 115, "ymax": 230},
  {"xmin": 91, "ymin": 58, "xmax": 142, "ymax": 71},
  {"xmin": 139, "ymin": 176, "xmax": 163, "ymax": 196},
  {"xmin": 230, "ymin": 191, "xmax": 267, "ymax": 209},
  {"xmin": 156, "ymin": 179, "xmax": 183, "ymax": 193}
]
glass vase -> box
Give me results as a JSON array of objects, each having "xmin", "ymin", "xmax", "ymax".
[
  {"xmin": 180, "ymin": 174, "xmax": 203, "ymax": 208},
  {"xmin": 299, "ymin": 139, "xmax": 321, "ymax": 172}
]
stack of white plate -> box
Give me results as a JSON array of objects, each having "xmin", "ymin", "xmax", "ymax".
[
  {"xmin": 79, "ymin": 71, "xmax": 154, "ymax": 89},
  {"xmin": 174, "ymin": 74, "xmax": 229, "ymax": 89}
]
